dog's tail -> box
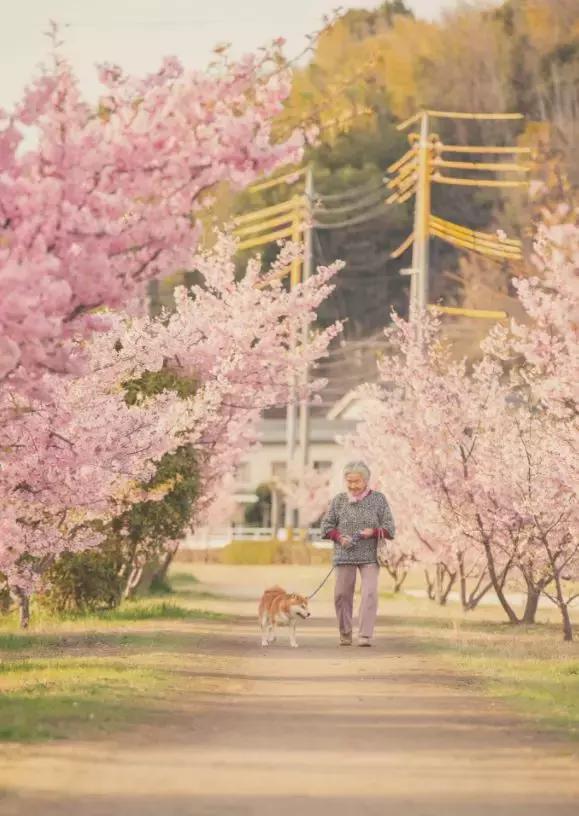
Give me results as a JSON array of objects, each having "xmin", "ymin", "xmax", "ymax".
[{"xmin": 263, "ymin": 585, "xmax": 285, "ymax": 595}]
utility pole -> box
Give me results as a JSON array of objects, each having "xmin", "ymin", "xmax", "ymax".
[
  {"xmin": 231, "ymin": 165, "xmax": 310, "ymax": 538},
  {"xmin": 283, "ymin": 209, "xmax": 302, "ymax": 535},
  {"xmin": 297, "ymin": 164, "xmax": 314, "ymax": 532},
  {"xmin": 389, "ymin": 109, "xmax": 528, "ymax": 320},
  {"xmin": 410, "ymin": 111, "xmax": 431, "ymax": 314}
]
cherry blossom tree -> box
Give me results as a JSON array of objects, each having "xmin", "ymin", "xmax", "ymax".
[
  {"xmin": 350, "ymin": 216, "xmax": 578, "ymax": 639},
  {"xmin": 0, "ymin": 32, "xmax": 324, "ymax": 623},
  {"xmin": 351, "ymin": 314, "xmax": 502, "ymax": 612},
  {"xmin": 0, "ymin": 27, "xmax": 303, "ymax": 395},
  {"xmin": 0, "ymin": 236, "xmax": 342, "ymax": 623},
  {"xmin": 275, "ymin": 463, "xmax": 334, "ymax": 530},
  {"xmin": 484, "ymin": 218, "xmax": 579, "ymax": 639}
]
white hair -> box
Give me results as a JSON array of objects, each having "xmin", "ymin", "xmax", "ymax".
[{"xmin": 343, "ymin": 460, "xmax": 370, "ymax": 482}]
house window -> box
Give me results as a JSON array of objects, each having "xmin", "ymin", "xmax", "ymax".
[{"xmin": 314, "ymin": 461, "xmax": 332, "ymax": 472}]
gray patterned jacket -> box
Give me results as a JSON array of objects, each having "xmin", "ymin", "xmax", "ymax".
[{"xmin": 320, "ymin": 490, "xmax": 395, "ymax": 566}]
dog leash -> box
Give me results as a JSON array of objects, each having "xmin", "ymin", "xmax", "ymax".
[
  {"xmin": 307, "ymin": 566, "xmax": 335, "ymax": 600},
  {"xmin": 307, "ymin": 533, "xmax": 368, "ymax": 599}
]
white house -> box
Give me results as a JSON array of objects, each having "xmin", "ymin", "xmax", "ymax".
[{"xmin": 232, "ymin": 391, "xmax": 373, "ymax": 522}]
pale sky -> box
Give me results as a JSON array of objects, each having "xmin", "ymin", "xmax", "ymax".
[{"xmin": 1, "ymin": 0, "xmax": 461, "ymax": 107}]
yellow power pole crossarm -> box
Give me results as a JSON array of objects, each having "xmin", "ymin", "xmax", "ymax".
[
  {"xmin": 430, "ymin": 228, "xmax": 521, "ymax": 260},
  {"xmin": 248, "ymin": 167, "xmax": 306, "ymax": 194},
  {"xmin": 234, "ymin": 210, "xmax": 307, "ymax": 239},
  {"xmin": 397, "ymin": 188, "xmax": 417, "ymax": 204},
  {"xmin": 426, "ymin": 110, "xmax": 524, "ymax": 121},
  {"xmin": 429, "ymin": 229, "xmax": 522, "ymax": 256},
  {"xmin": 429, "ymin": 305, "xmax": 508, "ymax": 319},
  {"xmin": 387, "ymin": 147, "xmax": 418, "ymax": 174},
  {"xmin": 234, "ymin": 196, "xmax": 305, "ymax": 226},
  {"xmin": 237, "ymin": 226, "xmax": 300, "ymax": 252},
  {"xmin": 391, "ymin": 232, "xmax": 415, "ymax": 259},
  {"xmin": 430, "ymin": 215, "xmax": 522, "ymax": 248},
  {"xmin": 396, "ymin": 111, "xmax": 423, "ymax": 132},
  {"xmin": 433, "ymin": 174, "xmax": 528, "ymax": 189},
  {"xmin": 388, "ymin": 170, "xmax": 418, "ymax": 193},
  {"xmin": 434, "ymin": 159, "xmax": 530, "ymax": 173},
  {"xmin": 441, "ymin": 145, "xmax": 532, "ymax": 155}
]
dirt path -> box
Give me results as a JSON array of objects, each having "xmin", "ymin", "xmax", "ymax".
[{"xmin": 1, "ymin": 566, "xmax": 578, "ymax": 816}]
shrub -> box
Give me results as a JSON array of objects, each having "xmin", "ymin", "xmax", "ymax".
[
  {"xmin": 220, "ymin": 539, "xmax": 282, "ymax": 565},
  {"xmin": 39, "ymin": 370, "xmax": 201, "ymax": 614},
  {"xmin": 38, "ymin": 541, "xmax": 125, "ymax": 615},
  {"xmin": 218, "ymin": 539, "xmax": 331, "ymax": 565}
]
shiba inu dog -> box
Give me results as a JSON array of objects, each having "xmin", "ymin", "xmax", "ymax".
[{"xmin": 258, "ymin": 585, "xmax": 311, "ymax": 648}]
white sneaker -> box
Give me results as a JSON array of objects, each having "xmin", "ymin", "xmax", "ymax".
[{"xmin": 357, "ymin": 636, "xmax": 372, "ymax": 647}]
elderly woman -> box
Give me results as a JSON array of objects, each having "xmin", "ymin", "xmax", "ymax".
[{"xmin": 321, "ymin": 460, "xmax": 395, "ymax": 647}]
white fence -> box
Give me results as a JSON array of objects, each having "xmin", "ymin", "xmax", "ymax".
[{"xmin": 180, "ymin": 526, "xmax": 331, "ymax": 550}]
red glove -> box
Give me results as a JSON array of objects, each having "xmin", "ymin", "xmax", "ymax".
[{"xmin": 374, "ymin": 527, "xmax": 392, "ymax": 540}]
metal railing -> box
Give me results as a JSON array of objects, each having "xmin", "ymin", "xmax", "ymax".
[{"xmin": 180, "ymin": 526, "xmax": 331, "ymax": 550}]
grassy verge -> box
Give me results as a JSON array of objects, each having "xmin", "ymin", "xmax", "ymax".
[
  {"xmin": 383, "ymin": 594, "xmax": 579, "ymax": 739},
  {"xmin": 440, "ymin": 623, "xmax": 579, "ymax": 737},
  {"xmin": 0, "ymin": 585, "xmax": 228, "ymax": 743}
]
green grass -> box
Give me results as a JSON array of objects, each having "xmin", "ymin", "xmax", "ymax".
[
  {"xmin": 444, "ymin": 629, "xmax": 579, "ymax": 737},
  {"xmin": 0, "ymin": 658, "xmax": 166, "ymax": 742},
  {"xmin": 0, "ymin": 581, "xmax": 230, "ymax": 743},
  {"xmin": 93, "ymin": 600, "xmax": 225, "ymax": 621},
  {"xmin": 467, "ymin": 655, "xmax": 579, "ymax": 734},
  {"xmin": 167, "ymin": 571, "xmax": 200, "ymax": 587},
  {"xmin": 0, "ymin": 596, "xmax": 227, "ymax": 630},
  {"xmin": 373, "ymin": 570, "xmax": 579, "ymax": 738},
  {"xmin": 2, "ymin": 563, "xmax": 577, "ymax": 744},
  {"xmin": 388, "ymin": 598, "xmax": 579, "ymax": 739}
]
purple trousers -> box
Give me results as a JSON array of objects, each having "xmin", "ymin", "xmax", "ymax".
[{"xmin": 334, "ymin": 563, "xmax": 380, "ymax": 638}]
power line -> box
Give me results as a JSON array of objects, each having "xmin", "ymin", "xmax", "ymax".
[
  {"xmin": 314, "ymin": 177, "xmax": 384, "ymax": 202},
  {"xmin": 314, "ymin": 204, "xmax": 388, "ymax": 230},
  {"xmin": 314, "ymin": 188, "xmax": 385, "ymax": 217}
]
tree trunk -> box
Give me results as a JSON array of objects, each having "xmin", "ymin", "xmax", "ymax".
[
  {"xmin": 393, "ymin": 570, "xmax": 409, "ymax": 593},
  {"xmin": 464, "ymin": 578, "xmax": 493, "ymax": 611},
  {"xmin": 435, "ymin": 563, "xmax": 444, "ymax": 604},
  {"xmin": 522, "ymin": 584, "xmax": 540, "ymax": 624},
  {"xmin": 551, "ymin": 571, "xmax": 574, "ymax": 642},
  {"xmin": 13, "ymin": 589, "xmax": 30, "ymax": 629},
  {"xmin": 123, "ymin": 563, "xmax": 145, "ymax": 599},
  {"xmin": 481, "ymin": 537, "xmax": 520, "ymax": 624},
  {"xmin": 385, "ymin": 560, "xmax": 409, "ymax": 594},
  {"xmin": 438, "ymin": 566, "xmax": 456, "ymax": 606},
  {"xmin": 457, "ymin": 552, "xmax": 468, "ymax": 610},
  {"xmin": 0, "ymin": 582, "xmax": 11, "ymax": 614},
  {"xmin": 560, "ymin": 603, "xmax": 573, "ymax": 642},
  {"xmin": 150, "ymin": 543, "xmax": 180, "ymax": 589},
  {"xmin": 19, "ymin": 595, "xmax": 30, "ymax": 629},
  {"xmin": 434, "ymin": 563, "xmax": 456, "ymax": 606},
  {"xmin": 424, "ymin": 569, "xmax": 436, "ymax": 601}
]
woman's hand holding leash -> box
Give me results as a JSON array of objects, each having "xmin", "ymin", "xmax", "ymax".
[
  {"xmin": 349, "ymin": 529, "xmax": 374, "ymax": 545},
  {"xmin": 332, "ymin": 528, "xmax": 384, "ymax": 548}
]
